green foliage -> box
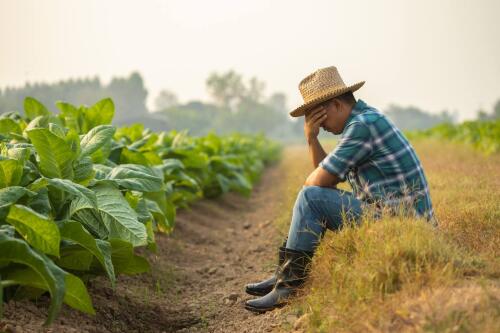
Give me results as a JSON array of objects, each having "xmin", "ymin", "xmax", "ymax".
[
  {"xmin": 406, "ymin": 119, "xmax": 500, "ymax": 154},
  {"xmin": 0, "ymin": 97, "xmax": 282, "ymax": 325}
]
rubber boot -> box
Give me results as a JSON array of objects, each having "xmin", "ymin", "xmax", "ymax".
[
  {"xmin": 244, "ymin": 248, "xmax": 313, "ymax": 313},
  {"xmin": 245, "ymin": 238, "xmax": 287, "ymax": 296}
]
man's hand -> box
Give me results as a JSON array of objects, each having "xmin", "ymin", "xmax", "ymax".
[{"xmin": 304, "ymin": 105, "xmax": 327, "ymax": 142}]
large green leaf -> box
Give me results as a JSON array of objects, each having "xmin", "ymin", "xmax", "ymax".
[
  {"xmin": 0, "ymin": 186, "xmax": 36, "ymax": 219},
  {"xmin": 71, "ymin": 183, "xmax": 147, "ymax": 247},
  {"xmin": 30, "ymin": 178, "xmax": 97, "ymax": 209},
  {"xmin": 0, "ymin": 118, "xmax": 22, "ymax": 137},
  {"xmin": 106, "ymin": 164, "xmax": 163, "ymax": 192},
  {"xmin": 82, "ymin": 98, "xmax": 114, "ymax": 133},
  {"xmin": 2, "ymin": 267, "xmax": 95, "ymax": 315},
  {"xmin": 6, "ymin": 205, "xmax": 60, "ymax": 256},
  {"xmin": 109, "ymin": 239, "xmax": 150, "ymax": 275},
  {"xmin": 0, "ymin": 159, "xmax": 23, "ymax": 189},
  {"xmin": 56, "ymin": 101, "xmax": 83, "ymax": 133},
  {"xmin": 73, "ymin": 155, "xmax": 95, "ymax": 185},
  {"xmin": 80, "ymin": 125, "xmax": 116, "ymax": 158},
  {"xmin": 0, "ymin": 228, "xmax": 65, "ymax": 325},
  {"xmin": 24, "ymin": 97, "xmax": 50, "ymax": 120},
  {"xmin": 58, "ymin": 220, "xmax": 115, "ymax": 287},
  {"xmin": 27, "ymin": 128, "xmax": 76, "ymax": 179}
]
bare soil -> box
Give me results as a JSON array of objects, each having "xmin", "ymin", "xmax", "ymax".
[{"xmin": 1, "ymin": 150, "xmax": 298, "ymax": 333}]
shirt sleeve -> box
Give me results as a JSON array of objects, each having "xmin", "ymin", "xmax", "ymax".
[{"xmin": 319, "ymin": 121, "xmax": 373, "ymax": 181}]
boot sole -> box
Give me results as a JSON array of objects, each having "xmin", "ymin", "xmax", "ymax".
[{"xmin": 244, "ymin": 302, "xmax": 286, "ymax": 313}]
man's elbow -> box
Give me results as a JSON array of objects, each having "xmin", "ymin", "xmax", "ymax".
[{"xmin": 304, "ymin": 170, "xmax": 340, "ymax": 188}]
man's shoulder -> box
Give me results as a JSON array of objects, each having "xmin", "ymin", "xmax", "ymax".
[{"xmin": 352, "ymin": 102, "xmax": 385, "ymax": 125}]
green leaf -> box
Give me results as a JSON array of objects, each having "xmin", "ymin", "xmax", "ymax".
[
  {"xmin": 106, "ymin": 164, "xmax": 163, "ymax": 192},
  {"xmin": 73, "ymin": 156, "xmax": 95, "ymax": 185},
  {"xmin": 27, "ymin": 128, "xmax": 76, "ymax": 179},
  {"xmin": 24, "ymin": 97, "xmax": 50, "ymax": 120},
  {"xmin": 71, "ymin": 183, "xmax": 147, "ymax": 247},
  {"xmin": 30, "ymin": 178, "xmax": 97, "ymax": 209},
  {"xmin": 0, "ymin": 118, "xmax": 22, "ymax": 137},
  {"xmin": 6, "ymin": 205, "xmax": 60, "ymax": 256},
  {"xmin": 56, "ymin": 101, "xmax": 83, "ymax": 133},
  {"xmin": 80, "ymin": 125, "xmax": 116, "ymax": 157},
  {"xmin": 57, "ymin": 246, "xmax": 93, "ymax": 270},
  {"xmin": 3, "ymin": 267, "xmax": 95, "ymax": 315},
  {"xmin": 144, "ymin": 192, "xmax": 175, "ymax": 233},
  {"xmin": 0, "ymin": 186, "xmax": 36, "ymax": 219},
  {"xmin": 82, "ymin": 98, "xmax": 114, "ymax": 133},
  {"xmin": 109, "ymin": 239, "xmax": 150, "ymax": 275},
  {"xmin": 0, "ymin": 231, "xmax": 65, "ymax": 325},
  {"xmin": 0, "ymin": 159, "xmax": 23, "ymax": 189},
  {"xmin": 58, "ymin": 220, "xmax": 115, "ymax": 287}
]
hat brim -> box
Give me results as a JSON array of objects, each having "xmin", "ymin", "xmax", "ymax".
[{"xmin": 289, "ymin": 81, "xmax": 365, "ymax": 117}]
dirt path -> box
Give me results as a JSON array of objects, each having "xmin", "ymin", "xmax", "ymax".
[{"xmin": 1, "ymin": 146, "xmax": 307, "ymax": 333}]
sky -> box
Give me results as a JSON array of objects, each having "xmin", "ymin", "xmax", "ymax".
[{"xmin": 1, "ymin": 0, "xmax": 499, "ymax": 121}]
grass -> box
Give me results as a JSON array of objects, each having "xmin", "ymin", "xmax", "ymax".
[{"xmin": 275, "ymin": 138, "xmax": 500, "ymax": 332}]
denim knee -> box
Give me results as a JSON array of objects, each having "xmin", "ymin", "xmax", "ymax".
[{"xmin": 300, "ymin": 185, "xmax": 339, "ymax": 203}]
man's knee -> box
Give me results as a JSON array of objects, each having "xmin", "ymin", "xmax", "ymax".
[{"xmin": 300, "ymin": 185, "xmax": 339, "ymax": 202}]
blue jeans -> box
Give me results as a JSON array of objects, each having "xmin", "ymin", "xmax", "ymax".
[{"xmin": 286, "ymin": 185, "xmax": 364, "ymax": 252}]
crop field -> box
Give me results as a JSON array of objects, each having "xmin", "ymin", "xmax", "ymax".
[
  {"xmin": 0, "ymin": 104, "xmax": 498, "ymax": 332},
  {"xmin": 0, "ymin": 97, "xmax": 281, "ymax": 327}
]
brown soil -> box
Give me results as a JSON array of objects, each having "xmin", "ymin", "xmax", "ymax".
[{"xmin": 1, "ymin": 147, "xmax": 303, "ymax": 333}]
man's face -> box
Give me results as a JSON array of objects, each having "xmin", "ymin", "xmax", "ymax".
[{"xmin": 312, "ymin": 99, "xmax": 345, "ymax": 135}]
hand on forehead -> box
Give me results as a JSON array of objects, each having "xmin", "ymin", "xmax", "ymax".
[{"xmin": 305, "ymin": 104, "xmax": 326, "ymax": 118}]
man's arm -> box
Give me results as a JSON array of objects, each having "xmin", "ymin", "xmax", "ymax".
[
  {"xmin": 303, "ymin": 106, "xmax": 341, "ymax": 188},
  {"xmin": 307, "ymin": 136, "xmax": 327, "ymax": 168},
  {"xmin": 305, "ymin": 165, "xmax": 341, "ymax": 188}
]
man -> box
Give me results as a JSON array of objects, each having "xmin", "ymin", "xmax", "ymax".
[{"xmin": 244, "ymin": 66, "xmax": 436, "ymax": 313}]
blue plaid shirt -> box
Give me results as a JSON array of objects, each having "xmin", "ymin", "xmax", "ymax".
[{"xmin": 319, "ymin": 99, "xmax": 436, "ymax": 224}]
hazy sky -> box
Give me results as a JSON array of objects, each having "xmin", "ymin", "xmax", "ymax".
[{"xmin": 1, "ymin": 0, "xmax": 499, "ymax": 120}]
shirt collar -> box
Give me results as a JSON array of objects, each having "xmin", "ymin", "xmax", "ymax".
[{"xmin": 345, "ymin": 98, "xmax": 368, "ymax": 125}]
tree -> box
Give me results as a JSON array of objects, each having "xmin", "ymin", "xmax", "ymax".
[
  {"xmin": 493, "ymin": 99, "xmax": 500, "ymax": 119},
  {"xmin": 154, "ymin": 90, "xmax": 178, "ymax": 111},
  {"xmin": 205, "ymin": 70, "xmax": 246, "ymax": 111},
  {"xmin": 266, "ymin": 93, "xmax": 287, "ymax": 114}
]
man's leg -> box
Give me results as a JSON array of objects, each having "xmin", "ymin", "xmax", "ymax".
[
  {"xmin": 286, "ymin": 185, "xmax": 363, "ymax": 252},
  {"xmin": 244, "ymin": 185, "xmax": 363, "ymax": 313}
]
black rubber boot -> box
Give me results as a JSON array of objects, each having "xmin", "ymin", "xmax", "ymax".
[
  {"xmin": 245, "ymin": 238, "xmax": 287, "ymax": 296},
  {"xmin": 244, "ymin": 248, "xmax": 313, "ymax": 313}
]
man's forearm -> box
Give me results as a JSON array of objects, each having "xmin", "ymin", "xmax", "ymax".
[{"xmin": 307, "ymin": 136, "xmax": 327, "ymax": 168}]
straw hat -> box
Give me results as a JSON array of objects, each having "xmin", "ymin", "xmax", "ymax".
[{"xmin": 290, "ymin": 66, "xmax": 365, "ymax": 117}]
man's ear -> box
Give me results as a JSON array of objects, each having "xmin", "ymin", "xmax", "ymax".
[{"xmin": 333, "ymin": 98, "xmax": 342, "ymax": 112}]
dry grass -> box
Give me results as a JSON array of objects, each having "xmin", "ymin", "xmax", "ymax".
[{"xmin": 276, "ymin": 139, "xmax": 500, "ymax": 333}]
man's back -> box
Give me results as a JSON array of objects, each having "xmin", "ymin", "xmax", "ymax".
[{"xmin": 319, "ymin": 99, "xmax": 435, "ymax": 223}]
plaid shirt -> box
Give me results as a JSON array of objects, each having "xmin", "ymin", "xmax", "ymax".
[{"xmin": 319, "ymin": 99, "xmax": 436, "ymax": 224}]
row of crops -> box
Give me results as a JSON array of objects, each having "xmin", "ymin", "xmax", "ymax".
[
  {"xmin": 0, "ymin": 97, "xmax": 281, "ymax": 325},
  {"xmin": 406, "ymin": 119, "xmax": 500, "ymax": 154}
]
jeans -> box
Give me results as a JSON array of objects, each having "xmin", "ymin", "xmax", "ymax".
[{"xmin": 285, "ymin": 185, "xmax": 364, "ymax": 252}]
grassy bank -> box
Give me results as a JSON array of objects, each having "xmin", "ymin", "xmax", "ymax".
[{"xmin": 276, "ymin": 139, "xmax": 499, "ymax": 332}]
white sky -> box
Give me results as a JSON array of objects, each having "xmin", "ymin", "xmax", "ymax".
[{"xmin": 1, "ymin": 0, "xmax": 499, "ymax": 120}]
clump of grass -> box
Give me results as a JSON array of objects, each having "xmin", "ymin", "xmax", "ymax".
[{"xmin": 301, "ymin": 212, "xmax": 483, "ymax": 332}]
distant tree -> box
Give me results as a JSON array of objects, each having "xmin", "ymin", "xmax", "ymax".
[
  {"xmin": 245, "ymin": 77, "xmax": 266, "ymax": 104},
  {"xmin": 154, "ymin": 90, "xmax": 178, "ymax": 111},
  {"xmin": 476, "ymin": 99, "xmax": 500, "ymax": 121},
  {"xmin": 266, "ymin": 92, "xmax": 287, "ymax": 114},
  {"xmin": 493, "ymin": 99, "xmax": 500, "ymax": 119},
  {"xmin": 0, "ymin": 72, "xmax": 149, "ymax": 125},
  {"xmin": 206, "ymin": 70, "xmax": 246, "ymax": 111},
  {"xmin": 107, "ymin": 72, "xmax": 148, "ymax": 122},
  {"xmin": 384, "ymin": 104, "xmax": 455, "ymax": 131}
]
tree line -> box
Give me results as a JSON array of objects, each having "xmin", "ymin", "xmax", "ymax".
[{"xmin": 1, "ymin": 70, "xmax": 498, "ymax": 142}]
